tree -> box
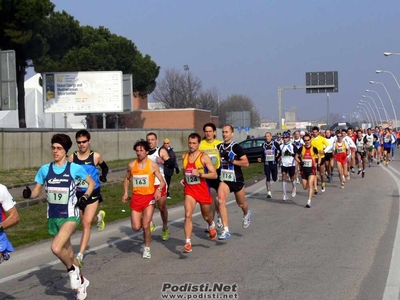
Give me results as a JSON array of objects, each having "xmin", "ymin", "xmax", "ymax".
[
  {"xmin": 218, "ymin": 94, "xmax": 261, "ymax": 127},
  {"xmin": 197, "ymin": 87, "xmax": 219, "ymax": 115},
  {"xmin": 0, "ymin": 0, "xmax": 55, "ymax": 127},
  {"xmin": 153, "ymin": 68, "xmax": 202, "ymax": 108}
]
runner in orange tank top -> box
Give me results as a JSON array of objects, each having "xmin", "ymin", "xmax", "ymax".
[
  {"xmin": 180, "ymin": 133, "xmax": 218, "ymax": 253},
  {"xmin": 122, "ymin": 139, "xmax": 166, "ymax": 259}
]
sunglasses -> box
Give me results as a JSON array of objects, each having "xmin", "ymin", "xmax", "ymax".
[{"xmin": 77, "ymin": 140, "xmax": 88, "ymax": 144}]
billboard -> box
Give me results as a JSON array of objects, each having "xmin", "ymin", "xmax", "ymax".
[
  {"xmin": 43, "ymin": 71, "xmax": 123, "ymax": 113},
  {"xmin": 306, "ymin": 71, "xmax": 338, "ymax": 93}
]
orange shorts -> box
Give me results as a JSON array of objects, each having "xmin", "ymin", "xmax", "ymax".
[
  {"xmin": 154, "ymin": 184, "xmax": 167, "ymax": 197},
  {"xmin": 130, "ymin": 194, "xmax": 156, "ymax": 212}
]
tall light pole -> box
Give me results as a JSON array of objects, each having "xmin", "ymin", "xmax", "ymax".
[
  {"xmin": 359, "ymin": 102, "xmax": 375, "ymax": 126},
  {"xmin": 357, "ymin": 106, "xmax": 371, "ymax": 125},
  {"xmin": 370, "ymin": 81, "xmax": 398, "ymax": 128},
  {"xmin": 360, "ymin": 100, "xmax": 377, "ymax": 126},
  {"xmin": 362, "ymin": 95, "xmax": 382, "ymax": 125},
  {"xmin": 376, "ymin": 70, "xmax": 400, "ymax": 89},
  {"xmin": 365, "ymin": 89, "xmax": 389, "ymax": 121}
]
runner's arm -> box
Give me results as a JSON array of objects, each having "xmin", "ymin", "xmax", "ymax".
[{"xmin": 201, "ymin": 154, "xmax": 218, "ymax": 179}]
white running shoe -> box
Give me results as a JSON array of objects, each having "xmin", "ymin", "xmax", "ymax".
[
  {"xmin": 291, "ymin": 189, "xmax": 296, "ymax": 198},
  {"xmin": 242, "ymin": 210, "xmax": 252, "ymax": 229},
  {"xmin": 216, "ymin": 215, "xmax": 223, "ymax": 229},
  {"xmin": 68, "ymin": 265, "xmax": 81, "ymax": 290},
  {"xmin": 218, "ymin": 230, "xmax": 232, "ymax": 240},
  {"xmin": 267, "ymin": 191, "xmax": 272, "ymax": 198},
  {"xmin": 143, "ymin": 247, "xmax": 151, "ymax": 259},
  {"xmin": 283, "ymin": 195, "xmax": 288, "ymax": 201},
  {"xmin": 306, "ymin": 200, "xmax": 311, "ymax": 208},
  {"xmin": 341, "ymin": 183, "xmax": 345, "ymax": 189},
  {"xmin": 97, "ymin": 210, "xmax": 106, "ymax": 232},
  {"xmin": 296, "ymin": 177, "xmax": 300, "ymax": 184},
  {"xmin": 77, "ymin": 277, "xmax": 90, "ymax": 300}
]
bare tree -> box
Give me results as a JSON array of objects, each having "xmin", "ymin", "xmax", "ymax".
[
  {"xmin": 196, "ymin": 86, "xmax": 219, "ymax": 115},
  {"xmin": 219, "ymin": 94, "xmax": 261, "ymax": 127},
  {"xmin": 153, "ymin": 68, "xmax": 202, "ymax": 108}
]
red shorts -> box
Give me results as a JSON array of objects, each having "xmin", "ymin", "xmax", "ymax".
[
  {"xmin": 154, "ymin": 184, "xmax": 167, "ymax": 197},
  {"xmin": 184, "ymin": 191, "xmax": 212, "ymax": 205},
  {"xmin": 130, "ymin": 194, "xmax": 156, "ymax": 212},
  {"xmin": 335, "ymin": 153, "xmax": 347, "ymax": 165}
]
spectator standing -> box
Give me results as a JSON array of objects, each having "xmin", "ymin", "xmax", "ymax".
[{"xmin": 162, "ymin": 138, "xmax": 179, "ymax": 199}]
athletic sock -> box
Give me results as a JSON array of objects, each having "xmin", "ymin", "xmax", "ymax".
[
  {"xmin": 283, "ymin": 181, "xmax": 287, "ymax": 195},
  {"xmin": 186, "ymin": 238, "xmax": 191, "ymax": 244},
  {"xmin": 67, "ymin": 265, "xmax": 75, "ymax": 272}
]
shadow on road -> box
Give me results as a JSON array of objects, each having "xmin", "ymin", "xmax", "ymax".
[{"xmin": 0, "ymin": 292, "xmax": 16, "ymax": 300}]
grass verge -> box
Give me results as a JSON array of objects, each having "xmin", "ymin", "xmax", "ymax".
[{"xmin": 6, "ymin": 163, "xmax": 264, "ymax": 248}]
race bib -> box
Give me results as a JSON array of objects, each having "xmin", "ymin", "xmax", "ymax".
[
  {"xmin": 303, "ymin": 159, "xmax": 312, "ymax": 168},
  {"xmin": 77, "ymin": 178, "xmax": 89, "ymax": 189},
  {"xmin": 185, "ymin": 172, "xmax": 201, "ymax": 185},
  {"xmin": 209, "ymin": 154, "xmax": 218, "ymax": 166},
  {"xmin": 220, "ymin": 169, "xmax": 235, "ymax": 182},
  {"xmin": 337, "ymin": 147, "xmax": 344, "ymax": 153},
  {"xmin": 384, "ymin": 137, "xmax": 390, "ymax": 143},
  {"xmin": 265, "ymin": 150, "xmax": 274, "ymax": 162},
  {"xmin": 47, "ymin": 187, "xmax": 69, "ymax": 204},
  {"xmin": 132, "ymin": 174, "xmax": 149, "ymax": 187},
  {"xmin": 357, "ymin": 146, "xmax": 364, "ymax": 152}
]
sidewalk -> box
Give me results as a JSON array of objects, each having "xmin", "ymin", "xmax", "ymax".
[{"xmin": 7, "ymin": 167, "xmax": 127, "ymax": 209}]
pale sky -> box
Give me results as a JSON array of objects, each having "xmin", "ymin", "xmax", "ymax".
[{"xmin": 26, "ymin": 0, "xmax": 400, "ymax": 123}]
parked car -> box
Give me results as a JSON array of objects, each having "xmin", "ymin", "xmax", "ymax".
[{"xmin": 238, "ymin": 136, "xmax": 277, "ymax": 163}]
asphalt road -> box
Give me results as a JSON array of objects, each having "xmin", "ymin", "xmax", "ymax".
[{"xmin": 1, "ymin": 158, "xmax": 400, "ymax": 300}]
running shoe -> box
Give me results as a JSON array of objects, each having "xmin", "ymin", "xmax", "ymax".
[
  {"xmin": 97, "ymin": 210, "xmax": 106, "ymax": 232},
  {"xmin": 267, "ymin": 191, "xmax": 272, "ymax": 198},
  {"xmin": 306, "ymin": 200, "xmax": 311, "ymax": 208},
  {"xmin": 182, "ymin": 242, "xmax": 192, "ymax": 253},
  {"xmin": 68, "ymin": 265, "xmax": 82, "ymax": 290},
  {"xmin": 76, "ymin": 253, "xmax": 83, "ymax": 268},
  {"xmin": 142, "ymin": 247, "xmax": 151, "ymax": 259},
  {"xmin": 0, "ymin": 252, "xmax": 10, "ymax": 264},
  {"xmin": 283, "ymin": 195, "xmax": 288, "ymax": 201},
  {"xmin": 242, "ymin": 209, "xmax": 252, "ymax": 229},
  {"xmin": 209, "ymin": 227, "xmax": 217, "ymax": 240},
  {"xmin": 150, "ymin": 222, "xmax": 156, "ymax": 232},
  {"xmin": 296, "ymin": 177, "xmax": 300, "ymax": 184},
  {"xmin": 216, "ymin": 215, "xmax": 223, "ymax": 229},
  {"xmin": 368, "ymin": 163, "xmax": 371, "ymax": 168},
  {"xmin": 321, "ymin": 182, "xmax": 325, "ymax": 193},
  {"xmin": 161, "ymin": 228, "xmax": 169, "ymax": 241},
  {"xmin": 341, "ymin": 183, "xmax": 345, "ymax": 189},
  {"xmin": 204, "ymin": 227, "xmax": 210, "ymax": 233},
  {"xmin": 351, "ymin": 168, "xmax": 355, "ymax": 174},
  {"xmin": 377, "ymin": 161, "xmax": 380, "ymax": 165},
  {"xmin": 218, "ymin": 230, "xmax": 232, "ymax": 240},
  {"xmin": 167, "ymin": 196, "xmax": 172, "ymax": 200},
  {"xmin": 357, "ymin": 170, "xmax": 361, "ymax": 176},
  {"xmin": 346, "ymin": 175, "xmax": 350, "ymax": 180},
  {"xmin": 362, "ymin": 171, "xmax": 365, "ymax": 178},
  {"xmin": 291, "ymin": 188, "xmax": 296, "ymax": 198},
  {"xmin": 77, "ymin": 277, "xmax": 90, "ymax": 300},
  {"xmin": 314, "ymin": 187, "xmax": 318, "ymax": 195}
]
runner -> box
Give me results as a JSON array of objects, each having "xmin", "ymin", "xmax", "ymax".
[
  {"xmin": 342, "ymin": 129, "xmax": 356, "ymax": 179},
  {"xmin": 295, "ymin": 133, "xmax": 320, "ymax": 208},
  {"xmin": 390, "ymin": 128, "xmax": 397, "ymax": 161},
  {"xmin": 311, "ymin": 126, "xmax": 329, "ymax": 193},
  {"xmin": 280, "ymin": 132, "xmax": 297, "ymax": 200},
  {"xmin": 383, "ymin": 128, "xmax": 395, "ymax": 166},
  {"xmin": 347, "ymin": 128, "xmax": 357, "ymax": 174},
  {"xmin": 365, "ymin": 128, "xmax": 376, "ymax": 167},
  {"xmin": 122, "ymin": 139, "xmax": 166, "ymax": 259},
  {"xmin": 181, "ymin": 133, "xmax": 218, "ymax": 253},
  {"xmin": 23, "ymin": 133, "xmax": 93, "ymax": 299},
  {"xmin": 292, "ymin": 130, "xmax": 304, "ymax": 184},
  {"xmin": 217, "ymin": 125, "xmax": 252, "ymax": 240},
  {"xmin": 258, "ymin": 132, "xmax": 281, "ymax": 198},
  {"xmin": 355, "ymin": 129, "xmax": 368, "ymax": 178},
  {"xmin": 374, "ymin": 126, "xmax": 382, "ymax": 164},
  {"xmin": 324, "ymin": 129, "xmax": 336, "ymax": 183},
  {"xmin": 199, "ymin": 123, "xmax": 223, "ymax": 232},
  {"xmin": 69, "ymin": 129, "xmax": 108, "ymax": 267},
  {"xmin": 333, "ymin": 131, "xmax": 349, "ymax": 188},
  {"xmin": 0, "ymin": 184, "xmax": 20, "ymax": 264},
  {"xmin": 147, "ymin": 132, "xmax": 175, "ymax": 240}
]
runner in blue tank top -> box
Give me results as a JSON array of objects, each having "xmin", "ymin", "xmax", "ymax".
[
  {"xmin": 69, "ymin": 129, "xmax": 108, "ymax": 267},
  {"xmin": 23, "ymin": 134, "xmax": 95, "ymax": 299}
]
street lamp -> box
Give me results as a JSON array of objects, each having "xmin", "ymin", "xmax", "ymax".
[
  {"xmin": 357, "ymin": 106, "xmax": 372, "ymax": 125},
  {"xmin": 375, "ymin": 70, "xmax": 400, "ymax": 89},
  {"xmin": 369, "ymin": 81, "xmax": 398, "ymax": 128},
  {"xmin": 359, "ymin": 102, "xmax": 375, "ymax": 126},
  {"xmin": 383, "ymin": 52, "xmax": 400, "ymax": 56},
  {"xmin": 365, "ymin": 89, "xmax": 389, "ymax": 121},
  {"xmin": 360, "ymin": 100, "xmax": 377, "ymax": 126},
  {"xmin": 362, "ymin": 95, "xmax": 382, "ymax": 125}
]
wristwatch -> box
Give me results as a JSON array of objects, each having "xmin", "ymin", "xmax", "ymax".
[
  {"xmin": 83, "ymin": 194, "xmax": 90, "ymax": 199},
  {"xmin": 0, "ymin": 224, "xmax": 3, "ymax": 231},
  {"xmin": 157, "ymin": 187, "xmax": 162, "ymax": 191}
]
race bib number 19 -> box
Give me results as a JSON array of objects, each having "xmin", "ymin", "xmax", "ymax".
[{"xmin": 47, "ymin": 187, "xmax": 69, "ymax": 204}]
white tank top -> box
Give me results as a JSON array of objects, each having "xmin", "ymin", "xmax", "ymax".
[{"xmin": 147, "ymin": 147, "xmax": 165, "ymax": 185}]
